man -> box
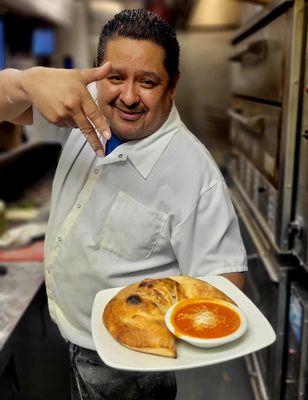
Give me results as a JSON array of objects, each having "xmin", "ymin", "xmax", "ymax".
[{"xmin": 0, "ymin": 9, "xmax": 247, "ymax": 400}]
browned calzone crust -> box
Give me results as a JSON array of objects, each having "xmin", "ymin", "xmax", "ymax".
[{"xmin": 103, "ymin": 275, "xmax": 234, "ymax": 358}]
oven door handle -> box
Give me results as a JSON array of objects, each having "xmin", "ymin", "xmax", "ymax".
[{"xmin": 227, "ymin": 109, "xmax": 265, "ymax": 135}]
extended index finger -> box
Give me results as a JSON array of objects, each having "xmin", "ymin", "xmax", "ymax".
[
  {"xmin": 82, "ymin": 95, "xmax": 111, "ymax": 141},
  {"xmin": 73, "ymin": 108, "xmax": 105, "ymax": 157}
]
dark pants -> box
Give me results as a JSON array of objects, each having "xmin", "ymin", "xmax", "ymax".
[{"xmin": 69, "ymin": 344, "xmax": 177, "ymax": 400}]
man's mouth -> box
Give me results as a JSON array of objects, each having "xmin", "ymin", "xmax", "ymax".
[{"xmin": 114, "ymin": 106, "xmax": 146, "ymax": 121}]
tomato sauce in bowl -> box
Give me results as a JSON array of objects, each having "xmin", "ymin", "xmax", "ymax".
[
  {"xmin": 165, "ymin": 298, "xmax": 247, "ymax": 348},
  {"xmin": 171, "ymin": 299, "xmax": 241, "ymax": 339}
]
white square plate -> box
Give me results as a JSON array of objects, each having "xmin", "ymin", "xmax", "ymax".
[{"xmin": 91, "ymin": 276, "xmax": 276, "ymax": 371}]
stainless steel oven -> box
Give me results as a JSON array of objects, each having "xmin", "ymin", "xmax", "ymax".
[
  {"xmin": 231, "ymin": 187, "xmax": 294, "ymax": 400},
  {"xmin": 292, "ymin": 32, "xmax": 308, "ymax": 272},
  {"xmin": 228, "ymin": 1, "xmax": 308, "ymax": 399},
  {"xmin": 228, "ymin": 0, "xmax": 307, "ymax": 253}
]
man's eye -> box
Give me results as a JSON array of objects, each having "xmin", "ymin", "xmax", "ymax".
[
  {"xmin": 108, "ymin": 76, "xmax": 123, "ymax": 82},
  {"xmin": 140, "ymin": 80, "xmax": 156, "ymax": 88}
]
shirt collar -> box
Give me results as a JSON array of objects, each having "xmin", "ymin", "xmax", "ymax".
[{"xmin": 102, "ymin": 103, "xmax": 182, "ymax": 179}]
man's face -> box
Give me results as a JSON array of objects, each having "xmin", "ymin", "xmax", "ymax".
[{"xmin": 96, "ymin": 38, "xmax": 177, "ymax": 141}]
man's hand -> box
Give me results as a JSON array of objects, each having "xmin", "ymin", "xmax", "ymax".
[{"xmin": 22, "ymin": 62, "xmax": 112, "ymax": 157}]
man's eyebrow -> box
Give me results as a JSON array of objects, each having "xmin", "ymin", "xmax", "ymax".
[
  {"xmin": 108, "ymin": 68, "xmax": 161, "ymax": 81},
  {"xmin": 109, "ymin": 67, "xmax": 125, "ymax": 75}
]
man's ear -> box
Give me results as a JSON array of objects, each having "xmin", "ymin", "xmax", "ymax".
[{"xmin": 170, "ymin": 72, "xmax": 180, "ymax": 99}]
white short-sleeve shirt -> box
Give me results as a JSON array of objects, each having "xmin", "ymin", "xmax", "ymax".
[{"xmin": 40, "ymin": 85, "xmax": 247, "ymax": 349}]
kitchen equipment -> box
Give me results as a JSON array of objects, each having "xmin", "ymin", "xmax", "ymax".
[
  {"xmin": 228, "ymin": 0, "xmax": 307, "ymax": 253},
  {"xmin": 228, "ymin": 1, "xmax": 308, "ymax": 399},
  {"xmin": 292, "ymin": 33, "xmax": 308, "ymax": 271},
  {"xmin": 231, "ymin": 188, "xmax": 293, "ymax": 400}
]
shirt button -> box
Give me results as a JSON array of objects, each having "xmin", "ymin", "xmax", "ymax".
[
  {"xmin": 94, "ymin": 169, "xmax": 99, "ymax": 174},
  {"xmin": 118, "ymin": 153, "xmax": 123, "ymax": 159},
  {"xmin": 77, "ymin": 203, "xmax": 82, "ymax": 208},
  {"xmin": 58, "ymin": 236, "xmax": 62, "ymax": 242}
]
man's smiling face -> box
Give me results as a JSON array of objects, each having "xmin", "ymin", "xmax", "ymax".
[{"xmin": 96, "ymin": 38, "xmax": 177, "ymax": 141}]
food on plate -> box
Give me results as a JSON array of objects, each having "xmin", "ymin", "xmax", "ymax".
[
  {"xmin": 103, "ymin": 275, "xmax": 235, "ymax": 358},
  {"xmin": 170, "ymin": 298, "xmax": 241, "ymax": 339}
]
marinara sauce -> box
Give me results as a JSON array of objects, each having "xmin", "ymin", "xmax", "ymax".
[{"xmin": 171, "ymin": 299, "xmax": 241, "ymax": 339}]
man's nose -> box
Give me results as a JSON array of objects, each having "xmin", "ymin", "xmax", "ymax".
[{"xmin": 119, "ymin": 82, "xmax": 140, "ymax": 107}]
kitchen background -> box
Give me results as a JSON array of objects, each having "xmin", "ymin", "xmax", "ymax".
[{"xmin": 0, "ymin": 1, "xmax": 307, "ymax": 400}]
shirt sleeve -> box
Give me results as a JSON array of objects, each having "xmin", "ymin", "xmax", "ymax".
[
  {"xmin": 26, "ymin": 107, "xmax": 71, "ymax": 145},
  {"xmin": 170, "ymin": 181, "xmax": 247, "ymax": 277}
]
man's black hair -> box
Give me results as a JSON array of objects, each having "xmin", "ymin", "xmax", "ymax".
[{"xmin": 96, "ymin": 9, "xmax": 180, "ymax": 87}]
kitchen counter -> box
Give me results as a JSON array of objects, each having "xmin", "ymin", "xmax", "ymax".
[
  {"xmin": 0, "ymin": 261, "xmax": 71, "ymax": 399},
  {"xmin": 0, "ymin": 262, "xmax": 44, "ymax": 352}
]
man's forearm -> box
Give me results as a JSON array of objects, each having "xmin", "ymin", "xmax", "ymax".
[
  {"xmin": 0, "ymin": 68, "xmax": 32, "ymax": 122},
  {"xmin": 221, "ymin": 272, "xmax": 245, "ymax": 290},
  {"xmin": 0, "ymin": 63, "xmax": 113, "ymax": 155}
]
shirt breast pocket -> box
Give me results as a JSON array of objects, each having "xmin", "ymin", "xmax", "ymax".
[{"xmin": 100, "ymin": 191, "xmax": 167, "ymax": 261}]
